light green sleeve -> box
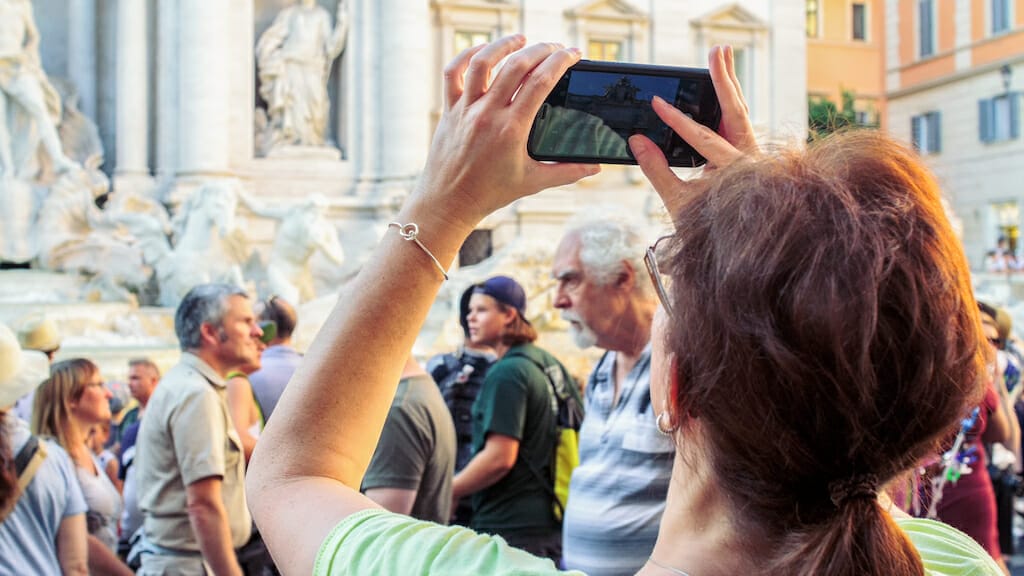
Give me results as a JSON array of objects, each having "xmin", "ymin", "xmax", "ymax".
[
  {"xmin": 315, "ymin": 509, "xmax": 585, "ymax": 576},
  {"xmin": 896, "ymin": 518, "xmax": 1004, "ymax": 575}
]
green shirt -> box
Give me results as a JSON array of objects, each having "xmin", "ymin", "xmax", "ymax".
[
  {"xmin": 470, "ymin": 343, "xmax": 575, "ymax": 535},
  {"xmin": 314, "ymin": 510, "xmax": 1002, "ymax": 576},
  {"xmin": 362, "ymin": 375, "xmax": 457, "ymax": 525}
]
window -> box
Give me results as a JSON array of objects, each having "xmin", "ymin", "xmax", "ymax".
[
  {"xmin": 918, "ymin": 0, "xmax": 934, "ymax": 57},
  {"xmin": 732, "ymin": 47, "xmax": 751, "ymax": 92},
  {"xmin": 992, "ymin": 0, "xmax": 1011, "ymax": 34},
  {"xmin": 588, "ymin": 40, "xmax": 623, "ymax": 61},
  {"xmin": 911, "ymin": 111, "xmax": 942, "ymax": 153},
  {"xmin": 459, "ymin": 229, "xmax": 492, "ymax": 267},
  {"xmin": 980, "ymin": 94, "xmax": 1021, "ymax": 143},
  {"xmin": 852, "ymin": 3, "xmax": 867, "ymax": 40},
  {"xmin": 806, "ymin": 0, "xmax": 820, "ymax": 37},
  {"xmin": 454, "ymin": 30, "xmax": 492, "ymax": 54}
]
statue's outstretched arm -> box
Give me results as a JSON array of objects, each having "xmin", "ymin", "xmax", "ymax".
[{"xmin": 237, "ymin": 188, "xmax": 288, "ymax": 221}]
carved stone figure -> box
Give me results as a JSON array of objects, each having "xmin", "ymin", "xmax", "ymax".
[
  {"xmin": 35, "ymin": 163, "xmax": 150, "ymax": 302},
  {"xmin": 256, "ymin": 0, "xmax": 348, "ymax": 154},
  {"xmin": 241, "ymin": 193, "xmax": 344, "ymax": 303},
  {"xmin": 0, "ymin": 0, "xmax": 79, "ymax": 179},
  {"xmin": 132, "ymin": 181, "xmax": 248, "ymax": 308}
]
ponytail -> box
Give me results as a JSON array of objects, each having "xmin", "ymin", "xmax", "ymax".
[{"xmin": 769, "ymin": 500, "xmax": 923, "ymax": 576}]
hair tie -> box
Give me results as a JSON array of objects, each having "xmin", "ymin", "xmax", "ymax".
[{"xmin": 828, "ymin": 474, "xmax": 878, "ymax": 507}]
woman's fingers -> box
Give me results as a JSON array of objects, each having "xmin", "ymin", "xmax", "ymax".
[
  {"xmin": 462, "ymin": 35, "xmax": 527, "ymax": 103},
  {"xmin": 509, "ymin": 47, "xmax": 583, "ymax": 115},
  {"xmin": 629, "ymin": 135, "xmax": 676, "ymax": 192},
  {"xmin": 651, "ymin": 96, "xmax": 743, "ymax": 168},
  {"xmin": 709, "ymin": 46, "xmax": 757, "ymax": 152},
  {"xmin": 487, "ymin": 42, "xmax": 565, "ymax": 106},
  {"xmin": 443, "ymin": 44, "xmax": 487, "ymax": 110}
]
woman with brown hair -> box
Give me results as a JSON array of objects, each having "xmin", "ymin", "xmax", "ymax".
[
  {"xmin": 0, "ymin": 323, "xmax": 88, "ymax": 575},
  {"xmin": 33, "ymin": 358, "xmax": 133, "ymax": 576},
  {"xmin": 247, "ymin": 36, "xmax": 1001, "ymax": 575}
]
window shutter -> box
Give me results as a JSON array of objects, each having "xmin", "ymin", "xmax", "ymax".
[
  {"xmin": 980, "ymin": 99, "xmax": 993, "ymax": 142},
  {"xmin": 919, "ymin": 0, "xmax": 933, "ymax": 56},
  {"xmin": 912, "ymin": 115, "xmax": 922, "ymax": 149},
  {"xmin": 930, "ymin": 112, "xmax": 942, "ymax": 153},
  {"xmin": 1011, "ymin": 93, "xmax": 1021, "ymax": 140}
]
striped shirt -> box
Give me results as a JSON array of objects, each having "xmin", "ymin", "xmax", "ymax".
[{"xmin": 562, "ymin": 345, "xmax": 674, "ymax": 576}]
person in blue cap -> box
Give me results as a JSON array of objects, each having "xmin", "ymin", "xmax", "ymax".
[{"xmin": 451, "ymin": 275, "xmax": 581, "ymax": 563}]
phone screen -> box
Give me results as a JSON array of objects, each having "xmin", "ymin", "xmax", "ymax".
[{"xmin": 528, "ymin": 61, "xmax": 719, "ymax": 167}]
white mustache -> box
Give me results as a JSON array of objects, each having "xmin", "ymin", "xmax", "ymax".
[{"xmin": 561, "ymin": 311, "xmax": 584, "ymax": 324}]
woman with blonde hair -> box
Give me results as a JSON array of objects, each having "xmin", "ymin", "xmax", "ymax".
[
  {"xmin": 33, "ymin": 358, "xmax": 133, "ymax": 576},
  {"xmin": 247, "ymin": 37, "xmax": 1003, "ymax": 575}
]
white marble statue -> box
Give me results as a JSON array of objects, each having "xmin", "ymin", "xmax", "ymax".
[
  {"xmin": 0, "ymin": 0, "xmax": 79, "ymax": 179},
  {"xmin": 35, "ymin": 161, "xmax": 150, "ymax": 301},
  {"xmin": 241, "ymin": 193, "xmax": 344, "ymax": 303},
  {"xmin": 256, "ymin": 0, "xmax": 348, "ymax": 154},
  {"xmin": 132, "ymin": 181, "xmax": 248, "ymax": 308}
]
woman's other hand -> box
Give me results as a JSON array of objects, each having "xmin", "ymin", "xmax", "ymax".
[
  {"xmin": 629, "ymin": 45, "xmax": 757, "ymax": 219},
  {"xmin": 412, "ymin": 35, "xmax": 600, "ymax": 231}
]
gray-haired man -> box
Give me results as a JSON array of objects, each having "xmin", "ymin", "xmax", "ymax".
[
  {"xmin": 552, "ymin": 213, "xmax": 673, "ymax": 576},
  {"xmin": 134, "ymin": 284, "xmax": 262, "ymax": 576}
]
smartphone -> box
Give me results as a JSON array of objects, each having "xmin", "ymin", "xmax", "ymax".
[{"xmin": 527, "ymin": 60, "xmax": 722, "ymax": 167}]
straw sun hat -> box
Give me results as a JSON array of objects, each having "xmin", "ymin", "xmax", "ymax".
[{"xmin": 0, "ymin": 323, "xmax": 50, "ymax": 410}]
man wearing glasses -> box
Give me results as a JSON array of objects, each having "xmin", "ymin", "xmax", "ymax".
[{"xmin": 551, "ymin": 213, "xmax": 674, "ymax": 576}]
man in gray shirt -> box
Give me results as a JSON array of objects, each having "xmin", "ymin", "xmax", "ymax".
[{"xmin": 362, "ymin": 355, "xmax": 457, "ymax": 524}]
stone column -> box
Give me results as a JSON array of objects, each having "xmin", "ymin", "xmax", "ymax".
[
  {"xmin": 350, "ymin": 0, "xmax": 431, "ymax": 196},
  {"xmin": 154, "ymin": 0, "xmax": 179, "ymax": 191},
  {"xmin": 67, "ymin": 0, "xmax": 97, "ymax": 120},
  {"xmin": 113, "ymin": 0, "xmax": 153, "ymax": 193},
  {"xmin": 177, "ymin": 0, "xmax": 231, "ymax": 179}
]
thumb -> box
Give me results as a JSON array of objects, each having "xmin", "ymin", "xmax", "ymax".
[
  {"xmin": 629, "ymin": 135, "xmax": 686, "ymax": 216},
  {"xmin": 529, "ymin": 162, "xmax": 601, "ymax": 192}
]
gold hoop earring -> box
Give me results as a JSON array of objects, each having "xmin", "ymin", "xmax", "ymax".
[{"xmin": 656, "ymin": 411, "xmax": 677, "ymax": 435}]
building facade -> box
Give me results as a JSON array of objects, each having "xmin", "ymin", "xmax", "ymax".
[
  {"xmin": 806, "ymin": 0, "xmax": 887, "ymax": 127},
  {"xmin": 884, "ymin": 0, "xmax": 1023, "ymax": 268},
  {"xmin": 33, "ymin": 0, "xmax": 807, "ymax": 278}
]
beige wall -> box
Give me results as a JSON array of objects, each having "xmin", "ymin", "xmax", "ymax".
[{"xmin": 807, "ymin": 0, "xmax": 886, "ymax": 125}]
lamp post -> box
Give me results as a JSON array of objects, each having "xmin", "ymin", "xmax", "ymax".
[{"xmin": 1001, "ymin": 63, "xmax": 1012, "ymax": 92}]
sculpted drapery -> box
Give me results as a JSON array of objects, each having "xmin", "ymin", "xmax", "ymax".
[{"xmin": 256, "ymin": 0, "xmax": 349, "ymax": 152}]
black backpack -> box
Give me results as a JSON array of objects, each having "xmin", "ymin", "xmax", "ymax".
[{"xmin": 427, "ymin": 349, "xmax": 495, "ymax": 473}]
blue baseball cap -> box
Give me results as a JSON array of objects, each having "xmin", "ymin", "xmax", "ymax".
[{"xmin": 473, "ymin": 276, "xmax": 529, "ymax": 324}]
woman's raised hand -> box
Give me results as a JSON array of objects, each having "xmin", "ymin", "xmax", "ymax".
[
  {"xmin": 413, "ymin": 35, "xmax": 600, "ymax": 231},
  {"xmin": 629, "ymin": 45, "xmax": 757, "ymax": 219}
]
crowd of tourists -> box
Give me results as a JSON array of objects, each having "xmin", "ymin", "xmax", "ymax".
[{"xmin": 0, "ymin": 37, "xmax": 1019, "ymax": 576}]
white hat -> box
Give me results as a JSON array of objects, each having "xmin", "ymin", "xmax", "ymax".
[
  {"xmin": 17, "ymin": 315, "xmax": 62, "ymax": 353},
  {"xmin": 0, "ymin": 323, "xmax": 50, "ymax": 410}
]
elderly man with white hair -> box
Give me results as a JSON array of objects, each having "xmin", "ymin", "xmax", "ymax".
[{"xmin": 551, "ymin": 211, "xmax": 674, "ymax": 576}]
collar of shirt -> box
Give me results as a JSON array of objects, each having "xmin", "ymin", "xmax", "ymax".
[{"xmin": 179, "ymin": 352, "xmax": 227, "ymax": 388}]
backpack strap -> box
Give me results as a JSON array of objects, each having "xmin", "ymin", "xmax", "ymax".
[
  {"xmin": 0, "ymin": 435, "xmax": 48, "ymax": 522},
  {"xmin": 16, "ymin": 436, "xmax": 48, "ymax": 492},
  {"xmin": 502, "ymin": 350, "xmax": 572, "ymax": 520}
]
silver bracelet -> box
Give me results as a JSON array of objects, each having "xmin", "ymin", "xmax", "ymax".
[{"xmin": 388, "ymin": 222, "xmax": 449, "ymax": 281}]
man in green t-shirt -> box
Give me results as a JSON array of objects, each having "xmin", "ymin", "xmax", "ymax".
[{"xmin": 452, "ymin": 276, "xmax": 581, "ymax": 564}]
